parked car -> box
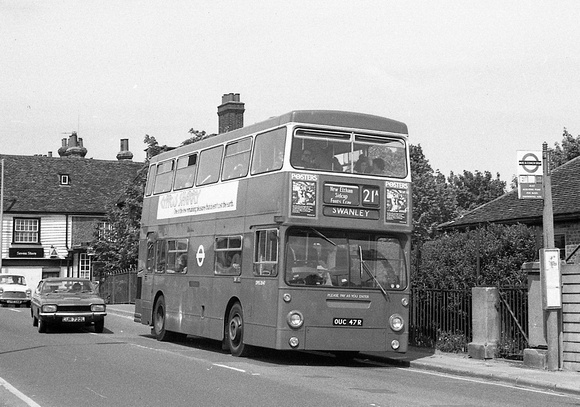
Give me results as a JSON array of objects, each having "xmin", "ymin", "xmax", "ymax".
[
  {"xmin": 30, "ymin": 277, "xmax": 106, "ymax": 333},
  {"xmin": 0, "ymin": 274, "xmax": 32, "ymax": 307}
]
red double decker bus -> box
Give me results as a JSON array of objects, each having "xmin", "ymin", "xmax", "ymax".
[{"xmin": 134, "ymin": 110, "xmax": 411, "ymax": 357}]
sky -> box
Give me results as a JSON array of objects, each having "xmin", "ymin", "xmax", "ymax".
[{"xmin": 2, "ymin": 1, "xmax": 579, "ymax": 182}]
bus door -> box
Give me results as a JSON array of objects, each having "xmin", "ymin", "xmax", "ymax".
[{"xmin": 249, "ymin": 228, "xmax": 280, "ymax": 347}]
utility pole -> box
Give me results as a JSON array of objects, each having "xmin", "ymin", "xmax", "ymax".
[{"xmin": 542, "ymin": 142, "xmax": 561, "ymax": 370}]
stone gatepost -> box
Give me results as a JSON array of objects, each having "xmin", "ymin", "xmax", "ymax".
[{"xmin": 468, "ymin": 286, "xmax": 500, "ymax": 359}]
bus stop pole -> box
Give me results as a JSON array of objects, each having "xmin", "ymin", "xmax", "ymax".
[{"xmin": 542, "ymin": 142, "xmax": 560, "ymax": 370}]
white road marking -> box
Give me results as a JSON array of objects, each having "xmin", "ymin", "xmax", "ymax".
[
  {"xmin": 402, "ymin": 367, "xmax": 580, "ymax": 399},
  {"xmin": 0, "ymin": 376, "xmax": 42, "ymax": 407}
]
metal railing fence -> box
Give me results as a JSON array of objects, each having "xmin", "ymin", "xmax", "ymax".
[
  {"xmin": 409, "ymin": 286, "xmax": 528, "ymax": 358},
  {"xmin": 98, "ymin": 268, "xmax": 137, "ymax": 304}
]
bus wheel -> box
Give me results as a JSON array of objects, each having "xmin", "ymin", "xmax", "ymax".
[
  {"xmin": 226, "ymin": 303, "xmax": 249, "ymax": 357},
  {"xmin": 153, "ymin": 296, "xmax": 172, "ymax": 341}
]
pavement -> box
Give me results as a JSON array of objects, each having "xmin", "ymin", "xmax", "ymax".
[{"xmin": 3, "ymin": 304, "xmax": 578, "ymax": 406}]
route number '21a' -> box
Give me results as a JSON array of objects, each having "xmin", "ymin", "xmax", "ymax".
[{"xmin": 362, "ymin": 186, "xmax": 380, "ymax": 207}]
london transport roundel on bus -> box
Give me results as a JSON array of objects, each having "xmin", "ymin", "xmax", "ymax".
[{"xmin": 196, "ymin": 245, "xmax": 205, "ymax": 267}]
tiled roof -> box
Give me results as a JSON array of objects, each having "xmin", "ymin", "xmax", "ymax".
[
  {"xmin": 0, "ymin": 155, "xmax": 144, "ymax": 214},
  {"xmin": 441, "ymin": 155, "xmax": 580, "ymax": 229}
]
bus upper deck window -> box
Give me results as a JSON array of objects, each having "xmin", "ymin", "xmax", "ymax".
[
  {"xmin": 291, "ymin": 129, "xmax": 349, "ymax": 173},
  {"xmin": 251, "ymin": 128, "xmax": 286, "ymax": 175},
  {"xmin": 353, "ymin": 136, "xmax": 407, "ymax": 178},
  {"xmin": 197, "ymin": 146, "xmax": 223, "ymax": 186},
  {"xmin": 222, "ymin": 137, "xmax": 252, "ymax": 181},
  {"xmin": 174, "ymin": 154, "xmax": 197, "ymax": 190},
  {"xmin": 153, "ymin": 160, "xmax": 175, "ymax": 194}
]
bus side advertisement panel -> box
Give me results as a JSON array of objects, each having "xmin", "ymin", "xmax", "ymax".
[{"xmin": 156, "ymin": 182, "xmax": 238, "ymax": 220}]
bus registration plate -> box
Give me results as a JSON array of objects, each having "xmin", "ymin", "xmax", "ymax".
[{"xmin": 333, "ymin": 318, "xmax": 363, "ymax": 327}]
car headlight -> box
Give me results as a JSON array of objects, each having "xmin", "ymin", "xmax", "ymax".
[
  {"xmin": 91, "ymin": 304, "xmax": 106, "ymax": 312},
  {"xmin": 389, "ymin": 314, "xmax": 404, "ymax": 332},
  {"xmin": 26, "ymin": 289, "xmax": 32, "ymax": 298},
  {"xmin": 286, "ymin": 310, "xmax": 304, "ymax": 329},
  {"xmin": 42, "ymin": 304, "xmax": 57, "ymax": 313}
]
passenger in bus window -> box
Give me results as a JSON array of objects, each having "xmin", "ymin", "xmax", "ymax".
[
  {"xmin": 314, "ymin": 147, "xmax": 342, "ymax": 171},
  {"xmin": 176, "ymin": 254, "xmax": 188, "ymax": 273},
  {"xmin": 354, "ymin": 156, "xmax": 372, "ymax": 173},
  {"xmin": 296, "ymin": 149, "xmax": 316, "ymax": 169},
  {"xmin": 371, "ymin": 158, "xmax": 385, "ymax": 174}
]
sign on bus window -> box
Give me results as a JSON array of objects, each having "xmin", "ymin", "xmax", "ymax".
[
  {"xmin": 254, "ymin": 229, "xmax": 278, "ymax": 276},
  {"xmin": 215, "ymin": 236, "xmax": 242, "ymax": 275}
]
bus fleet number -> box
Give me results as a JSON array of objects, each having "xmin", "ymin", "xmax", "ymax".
[{"xmin": 333, "ymin": 318, "xmax": 363, "ymax": 327}]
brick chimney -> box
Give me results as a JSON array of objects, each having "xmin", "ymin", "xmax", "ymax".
[
  {"xmin": 116, "ymin": 139, "xmax": 134, "ymax": 161},
  {"xmin": 58, "ymin": 132, "xmax": 87, "ymax": 158},
  {"xmin": 217, "ymin": 93, "xmax": 245, "ymax": 133}
]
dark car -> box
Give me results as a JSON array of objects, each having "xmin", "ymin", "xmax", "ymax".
[{"xmin": 30, "ymin": 278, "xmax": 106, "ymax": 333}]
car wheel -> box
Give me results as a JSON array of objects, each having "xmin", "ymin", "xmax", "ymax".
[
  {"xmin": 94, "ymin": 319, "xmax": 105, "ymax": 333},
  {"xmin": 226, "ymin": 302, "xmax": 250, "ymax": 357},
  {"xmin": 38, "ymin": 318, "xmax": 48, "ymax": 333},
  {"xmin": 153, "ymin": 296, "xmax": 172, "ymax": 341}
]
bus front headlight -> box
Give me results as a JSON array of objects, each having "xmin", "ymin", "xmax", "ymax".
[
  {"xmin": 389, "ymin": 314, "xmax": 404, "ymax": 332},
  {"xmin": 286, "ymin": 310, "xmax": 304, "ymax": 329}
]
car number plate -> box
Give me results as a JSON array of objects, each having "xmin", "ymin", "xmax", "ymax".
[
  {"xmin": 62, "ymin": 316, "xmax": 85, "ymax": 323},
  {"xmin": 6, "ymin": 300, "xmax": 20, "ymax": 304},
  {"xmin": 333, "ymin": 318, "xmax": 363, "ymax": 327}
]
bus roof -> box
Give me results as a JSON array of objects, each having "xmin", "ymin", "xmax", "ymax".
[{"xmin": 153, "ymin": 110, "xmax": 408, "ymax": 163}]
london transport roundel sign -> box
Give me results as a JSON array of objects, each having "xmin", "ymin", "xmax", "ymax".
[{"xmin": 517, "ymin": 150, "xmax": 542, "ymax": 176}]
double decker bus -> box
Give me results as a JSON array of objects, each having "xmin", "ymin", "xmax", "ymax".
[{"xmin": 134, "ymin": 110, "xmax": 412, "ymax": 357}]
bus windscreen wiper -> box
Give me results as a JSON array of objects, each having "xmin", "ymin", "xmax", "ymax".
[
  {"xmin": 309, "ymin": 227, "xmax": 336, "ymax": 246},
  {"xmin": 358, "ymin": 246, "xmax": 389, "ymax": 299}
]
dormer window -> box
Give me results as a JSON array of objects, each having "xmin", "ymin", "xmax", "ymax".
[{"xmin": 60, "ymin": 174, "xmax": 70, "ymax": 185}]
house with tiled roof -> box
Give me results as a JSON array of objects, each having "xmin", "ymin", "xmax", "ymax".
[
  {"xmin": 440, "ymin": 155, "xmax": 580, "ymax": 262},
  {"xmin": 0, "ymin": 134, "xmax": 143, "ymax": 289}
]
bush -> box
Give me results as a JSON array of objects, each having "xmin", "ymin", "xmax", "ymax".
[{"xmin": 413, "ymin": 223, "xmax": 536, "ymax": 289}]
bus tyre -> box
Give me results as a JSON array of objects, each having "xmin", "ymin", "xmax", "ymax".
[
  {"xmin": 153, "ymin": 296, "xmax": 172, "ymax": 341},
  {"xmin": 226, "ymin": 303, "xmax": 250, "ymax": 357}
]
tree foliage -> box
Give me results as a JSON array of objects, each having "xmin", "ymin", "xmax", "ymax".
[
  {"xmin": 90, "ymin": 136, "xmax": 161, "ymax": 273},
  {"xmin": 550, "ymin": 128, "xmax": 580, "ymax": 170},
  {"xmin": 410, "ymin": 144, "xmax": 456, "ymax": 243},
  {"xmin": 447, "ymin": 170, "xmax": 505, "ymax": 214},
  {"xmin": 90, "ymin": 167, "xmax": 146, "ymax": 273}
]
